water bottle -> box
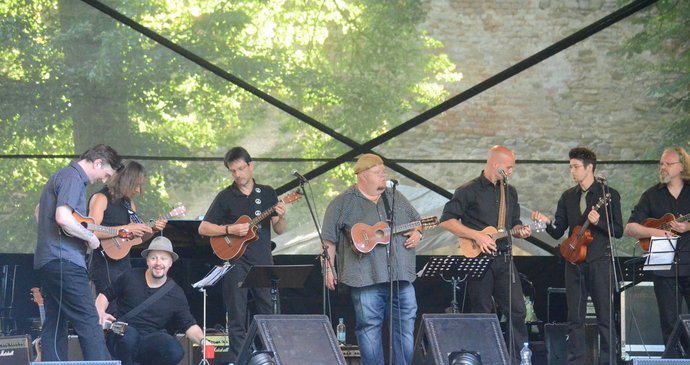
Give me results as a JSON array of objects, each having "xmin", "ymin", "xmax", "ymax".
[
  {"xmin": 336, "ymin": 318, "xmax": 346, "ymax": 345},
  {"xmin": 520, "ymin": 342, "xmax": 532, "ymax": 365}
]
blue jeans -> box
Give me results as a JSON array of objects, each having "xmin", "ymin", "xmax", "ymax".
[
  {"xmin": 107, "ymin": 327, "xmax": 184, "ymax": 365},
  {"xmin": 39, "ymin": 259, "xmax": 110, "ymax": 361},
  {"xmin": 350, "ymin": 281, "xmax": 417, "ymax": 365}
]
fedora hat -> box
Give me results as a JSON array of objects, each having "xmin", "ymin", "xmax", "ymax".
[{"xmin": 141, "ymin": 236, "xmax": 179, "ymax": 261}]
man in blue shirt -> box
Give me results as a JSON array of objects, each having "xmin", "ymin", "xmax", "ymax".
[{"xmin": 34, "ymin": 144, "xmax": 122, "ymax": 361}]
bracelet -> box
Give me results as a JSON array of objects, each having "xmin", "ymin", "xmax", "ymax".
[{"xmin": 225, "ymin": 225, "xmax": 229, "ymax": 235}]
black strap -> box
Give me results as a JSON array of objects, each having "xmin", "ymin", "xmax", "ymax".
[{"xmin": 117, "ymin": 279, "xmax": 174, "ymax": 323}]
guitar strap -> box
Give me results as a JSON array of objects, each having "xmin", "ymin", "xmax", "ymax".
[
  {"xmin": 498, "ymin": 179, "xmax": 506, "ymax": 231},
  {"xmin": 121, "ymin": 199, "xmax": 143, "ymax": 224},
  {"xmin": 117, "ymin": 278, "xmax": 174, "ymax": 323}
]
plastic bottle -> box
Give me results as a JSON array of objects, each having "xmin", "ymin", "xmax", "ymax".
[
  {"xmin": 520, "ymin": 342, "xmax": 532, "ymax": 365},
  {"xmin": 336, "ymin": 318, "xmax": 346, "ymax": 345}
]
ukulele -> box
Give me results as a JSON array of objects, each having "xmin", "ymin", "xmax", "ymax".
[
  {"xmin": 69, "ymin": 211, "xmax": 133, "ymax": 240},
  {"xmin": 638, "ymin": 213, "xmax": 690, "ymax": 251},
  {"xmin": 30, "ymin": 287, "xmax": 44, "ymax": 362},
  {"xmin": 350, "ymin": 216, "xmax": 440, "ymax": 253},
  {"xmin": 458, "ymin": 221, "xmax": 546, "ymax": 258},
  {"xmin": 559, "ymin": 194, "xmax": 611, "ymax": 264},
  {"xmin": 101, "ymin": 204, "xmax": 186, "ymax": 260},
  {"xmin": 210, "ymin": 191, "xmax": 303, "ymax": 260}
]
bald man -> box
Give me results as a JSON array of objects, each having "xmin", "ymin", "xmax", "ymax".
[{"xmin": 439, "ymin": 145, "xmax": 532, "ymax": 364}]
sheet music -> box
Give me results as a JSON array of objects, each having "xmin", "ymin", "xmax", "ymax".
[
  {"xmin": 643, "ymin": 236, "xmax": 679, "ymax": 271},
  {"xmin": 192, "ymin": 262, "xmax": 233, "ymax": 288}
]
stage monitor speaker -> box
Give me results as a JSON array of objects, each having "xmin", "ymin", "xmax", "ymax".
[
  {"xmin": 236, "ymin": 314, "xmax": 347, "ymax": 365},
  {"xmin": 544, "ymin": 322, "xmax": 599, "ymax": 365},
  {"xmin": 0, "ymin": 335, "xmax": 31, "ymax": 365},
  {"xmin": 412, "ymin": 313, "xmax": 509, "ymax": 365},
  {"xmin": 633, "ymin": 360, "xmax": 690, "ymax": 364},
  {"xmin": 31, "ymin": 360, "xmax": 122, "ymax": 365},
  {"xmin": 663, "ymin": 315, "xmax": 690, "ymax": 358}
]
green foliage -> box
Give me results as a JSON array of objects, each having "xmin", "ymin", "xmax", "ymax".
[
  {"xmin": 617, "ymin": 0, "xmax": 690, "ymax": 157},
  {"xmin": 0, "ymin": 0, "xmax": 460, "ymax": 253}
]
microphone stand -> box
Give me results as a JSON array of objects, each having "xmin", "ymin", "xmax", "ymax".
[
  {"xmin": 297, "ymin": 178, "xmax": 331, "ymax": 315},
  {"xmin": 600, "ymin": 179, "xmax": 619, "ymax": 365},
  {"xmin": 386, "ymin": 184, "xmax": 397, "ymax": 365}
]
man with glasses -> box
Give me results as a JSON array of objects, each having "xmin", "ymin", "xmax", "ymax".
[
  {"xmin": 199, "ymin": 146, "xmax": 287, "ymax": 361},
  {"xmin": 532, "ymin": 147, "xmax": 623, "ymax": 365},
  {"xmin": 34, "ymin": 144, "xmax": 123, "ymax": 361},
  {"xmin": 321, "ymin": 153, "xmax": 423, "ymax": 365},
  {"xmin": 625, "ymin": 146, "xmax": 690, "ymax": 345}
]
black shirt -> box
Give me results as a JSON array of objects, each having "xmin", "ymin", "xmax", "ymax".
[
  {"xmin": 545, "ymin": 181, "xmax": 624, "ymax": 262},
  {"xmin": 203, "ymin": 180, "xmax": 278, "ymax": 265},
  {"xmin": 104, "ymin": 268, "xmax": 197, "ymax": 336},
  {"xmin": 440, "ymin": 171, "xmax": 522, "ymax": 252},
  {"xmin": 628, "ymin": 181, "xmax": 690, "ymax": 276}
]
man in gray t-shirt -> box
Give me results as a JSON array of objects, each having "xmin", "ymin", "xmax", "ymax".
[{"xmin": 321, "ymin": 153, "xmax": 422, "ymax": 365}]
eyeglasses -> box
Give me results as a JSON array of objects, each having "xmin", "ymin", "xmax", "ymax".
[{"xmin": 659, "ymin": 161, "xmax": 681, "ymax": 168}]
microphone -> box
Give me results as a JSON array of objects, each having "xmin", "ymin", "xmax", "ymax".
[
  {"xmin": 292, "ymin": 170, "xmax": 308, "ymax": 183},
  {"xmin": 386, "ymin": 179, "xmax": 399, "ymax": 189},
  {"xmin": 497, "ymin": 169, "xmax": 507, "ymax": 180},
  {"xmin": 595, "ymin": 175, "xmax": 607, "ymax": 182}
]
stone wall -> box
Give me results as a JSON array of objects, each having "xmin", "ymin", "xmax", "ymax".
[{"xmin": 374, "ymin": 1, "xmax": 670, "ymax": 252}]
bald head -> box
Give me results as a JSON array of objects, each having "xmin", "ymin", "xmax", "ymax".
[{"xmin": 485, "ymin": 145, "xmax": 516, "ymax": 183}]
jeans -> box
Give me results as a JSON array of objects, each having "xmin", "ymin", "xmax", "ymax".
[
  {"xmin": 39, "ymin": 259, "xmax": 110, "ymax": 361},
  {"xmin": 350, "ymin": 281, "xmax": 417, "ymax": 365},
  {"xmin": 107, "ymin": 327, "xmax": 184, "ymax": 365}
]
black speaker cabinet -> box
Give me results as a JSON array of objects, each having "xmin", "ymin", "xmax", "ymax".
[
  {"xmin": 412, "ymin": 313, "xmax": 509, "ymax": 365},
  {"xmin": 545, "ymin": 322, "xmax": 599, "ymax": 365},
  {"xmin": 663, "ymin": 315, "xmax": 690, "ymax": 358},
  {"xmin": 0, "ymin": 335, "xmax": 32, "ymax": 365},
  {"xmin": 31, "ymin": 360, "xmax": 122, "ymax": 365},
  {"xmin": 236, "ymin": 314, "xmax": 347, "ymax": 365}
]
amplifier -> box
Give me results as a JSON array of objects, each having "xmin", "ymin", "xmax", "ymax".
[{"xmin": 0, "ymin": 335, "xmax": 32, "ymax": 365}]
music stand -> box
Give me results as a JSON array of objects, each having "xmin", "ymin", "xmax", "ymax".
[
  {"xmin": 192, "ymin": 262, "xmax": 233, "ymax": 365},
  {"xmin": 240, "ymin": 265, "xmax": 314, "ymax": 314},
  {"xmin": 419, "ymin": 256, "xmax": 494, "ymax": 313}
]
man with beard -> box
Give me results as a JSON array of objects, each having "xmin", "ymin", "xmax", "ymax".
[
  {"xmin": 321, "ymin": 153, "xmax": 423, "ymax": 365},
  {"xmin": 625, "ymin": 147, "xmax": 690, "ymax": 345},
  {"xmin": 95, "ymin": 236, "xmax": 205, "ymax": 365}
]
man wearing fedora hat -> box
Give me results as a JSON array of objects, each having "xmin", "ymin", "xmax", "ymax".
[
  {"xmin": 321, "ymin": 153, "xmax": 423, "ymax": 365},
  {"xmin": 95, "ymin": 236, "xmax": 205, "ymax": 365}
]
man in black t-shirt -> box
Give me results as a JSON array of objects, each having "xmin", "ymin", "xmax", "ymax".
[
  {"xmin": 96, "ymin": 236, "xmax": 205, "ymax": 365},
  {"xmin": 625, "ymin": 146, "xmax": 690, "ymax": 346},
  {"xmin": 199, "ymin": 147, "xmax": 287, "ymax": 359},
  {"xmin": 439, "ymin": 145, "xmax": 532, "ymax": 364}
]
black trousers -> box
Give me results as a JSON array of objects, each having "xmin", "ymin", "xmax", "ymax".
[
  {"xmin": 564, "ymin": 258, "xmax": 616, "ymax": 365},
  {"xmin": 467, "ymin": 254, "xmax": 527, "ymax": 364},
  {"xmin": 222, "ymin": 260, "xmax": 274, "ymax": 359},
  {"xmin": 652, "ymin": 274, "xmax": 690, "ymax": 346}
]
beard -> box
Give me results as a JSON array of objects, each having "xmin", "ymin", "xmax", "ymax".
[{"xmin": 659, "ymin": 173, "xmax": 671, "ymax": 184}]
